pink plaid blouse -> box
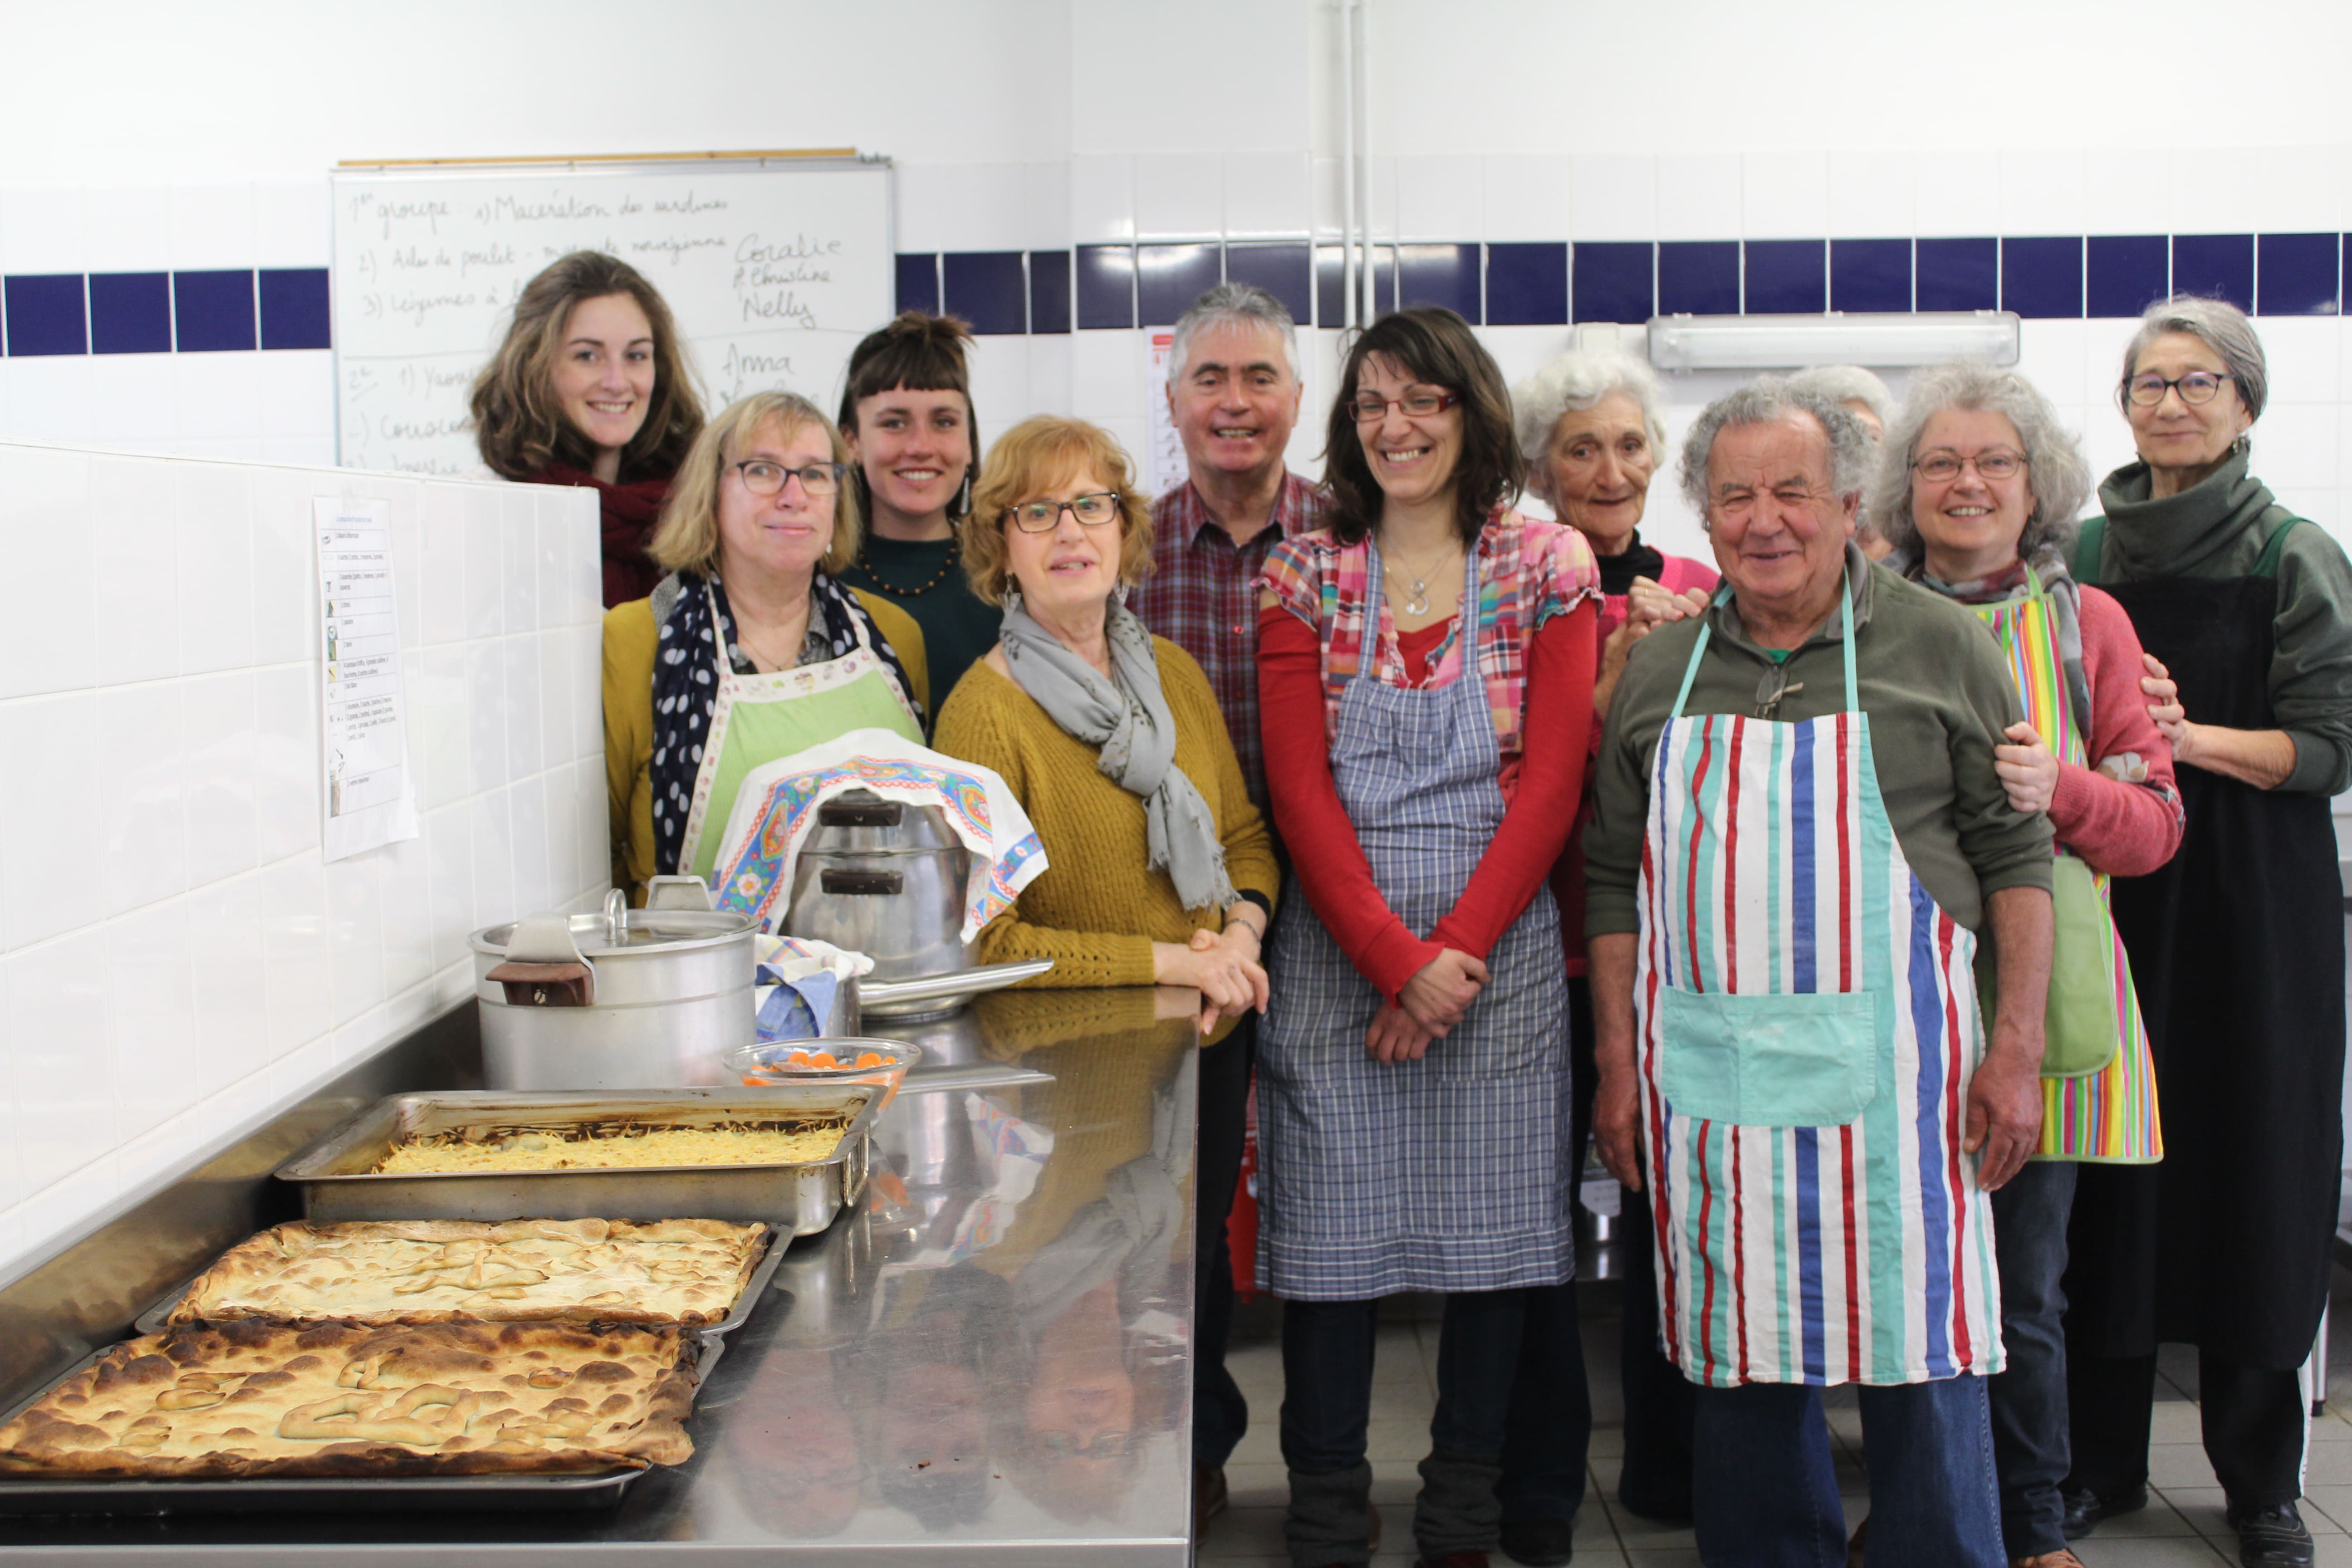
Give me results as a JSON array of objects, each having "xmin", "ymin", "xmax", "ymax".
[{"xmin": 1257, "ymin": 508, "xmax": 1600, "ymax": 763}]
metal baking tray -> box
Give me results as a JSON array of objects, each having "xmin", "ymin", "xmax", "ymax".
[
  {"xmin": 0, "ymin": 1331, "xmax": 729, "ymax": 1517},
  {"xmin": 132, "ymin": 1221, "xmax": 786, "ymax": 1338},
  {"xmin": 274, "ymin": 1087, "xmax": 882, "ymax": 1235}
]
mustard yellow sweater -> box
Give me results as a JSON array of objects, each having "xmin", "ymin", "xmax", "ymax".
[
  {"xmin": 603, "ymin": 588, "xmax": 928, "ymax": 902},
  {"xmin": 933, "ymin": 642, "xmax": 1279, "ymax": 988}
]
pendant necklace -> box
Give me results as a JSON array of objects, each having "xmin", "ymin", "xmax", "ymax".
[{"xmin": 1380, "ymin": 537, "xmax": 1459, "ymax": 617}]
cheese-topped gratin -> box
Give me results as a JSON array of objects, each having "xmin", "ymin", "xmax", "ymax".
[
  {"xmin": 372, "ymin": 1123, "xmax": 846, "ymax": 1174},
  {"xmin": 166, "ymin": 1219, "xmax": 768, "ymax": 1328},
  {"xmin": 0, "ymin": 1320, "xmax": 696, "ymax": 1479}
]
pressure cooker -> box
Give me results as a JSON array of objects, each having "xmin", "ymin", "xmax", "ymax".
[{"xmin": 782, "ymin": 789, "xmax": 975, "ymax": 1018}]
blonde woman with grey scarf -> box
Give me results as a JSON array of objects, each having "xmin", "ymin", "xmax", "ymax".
[{"xmin": 933, "ymin": 416, "xmax": 1279, "ymax": 1042}]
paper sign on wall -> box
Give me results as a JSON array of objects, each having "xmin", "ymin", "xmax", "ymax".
[
  {"xmin": 1145, "ymin": 330, "xmax": 1187, "ymax": 500},
  {"xmin": 315, "ymin": 498, "xmax": 419, "ymax": 860}
]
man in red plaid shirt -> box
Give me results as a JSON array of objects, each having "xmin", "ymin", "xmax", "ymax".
[{"xmin": 1130, "ymin": 282, "xmax": 1329, "ymax": 1540}]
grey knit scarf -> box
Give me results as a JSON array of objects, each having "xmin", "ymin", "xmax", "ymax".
[{"xmin": 999, "ymin": 593, "xmax": 1237, "ymax": 913}]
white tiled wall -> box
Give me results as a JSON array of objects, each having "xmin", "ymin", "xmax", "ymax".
[{"xmin": 0, "ymin": 445, "xmax": 604, "ymax": 1285}]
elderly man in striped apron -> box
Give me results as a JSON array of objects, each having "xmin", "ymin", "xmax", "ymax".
[{"xmin": 1583, "ymin": 378, "xmax": 2056, "ymax": 1568}]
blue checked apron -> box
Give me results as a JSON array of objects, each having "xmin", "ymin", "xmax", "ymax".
[
  {"xmin": 1257, "ymin": 544, "xmax": 1576, "ymax": 1299},
  {"xmin": 1637, "ymin": 586, "xmax": 2003, "ymax": 1387}
]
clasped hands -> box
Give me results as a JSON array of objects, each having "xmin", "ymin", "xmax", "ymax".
[
  {"xmin": 1154, "ymin": 919, "xmax": 1269, "ymax": 1037},
  {"xmin": 1365, "ymin": 947, "xmax": 1489, "ymax": 1063}
]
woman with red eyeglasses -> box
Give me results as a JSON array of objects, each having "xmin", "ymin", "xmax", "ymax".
[{"xmin": 1253, "ymin": 308, "xmax": 1600, "ymax": 1568}]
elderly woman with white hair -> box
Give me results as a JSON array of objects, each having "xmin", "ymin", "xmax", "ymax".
[
  {"xmin": 2056, "ymin": 297, "xmax": 2352, "ymax": 1568},
  {"xmin": 1869, "ymin": 362, "xmax": 2183, "ymax": 1568},
  {"xmin": 1789, "ymin": 365, "xmax": 1898, "ymax": 559},
  {"xmin": 1511, "ymin": 346, "xmax": 1716, "ymax": 1527}
]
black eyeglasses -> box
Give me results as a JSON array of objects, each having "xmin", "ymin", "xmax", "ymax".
[
  {"xmin": 2127, "ymin": 371, "xmax": 2232, "ymax": 407},
  {"xmin": 1004, "ymin": 493, "xmax": 1122, "ymax": 533},
  {"xmin": 1349, "ymin": 390, "xmax": 1459, "ymax": 423},
  {"xmin": 732, "ymin": 460, "xmax": 848, "ymax": 497}
]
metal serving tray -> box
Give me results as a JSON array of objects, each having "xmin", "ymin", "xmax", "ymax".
[
  {"xmin": 274, "ymin": 1088, "xmax": 882, "ymax": 1235},
  {"xmin": 132, "ymin": 1222, "xmax": 786, "ymax": 1339},
  {"xmin": 0, "ymin": 1333, "xmax": 730, "ymax": 1518}
]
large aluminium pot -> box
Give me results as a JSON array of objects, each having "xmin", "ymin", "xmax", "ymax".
[
  {"xmin": 471, "ymin": 878, "xmax": 760, "ymax": 1090},
  {"xmin": 782, "ymin": 790, "xmax": 974, "ymax": 1019}
]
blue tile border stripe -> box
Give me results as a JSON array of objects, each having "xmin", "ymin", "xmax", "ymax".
[
  {"xmin": 7, "ymin": 235, "xmax": 2348, "ymax": 355},
  {"xmin": 1, "ymin": 268, "xmax": 331, "ymax": 355}
]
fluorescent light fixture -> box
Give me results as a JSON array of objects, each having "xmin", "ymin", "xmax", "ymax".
[{"xmin": 1646, "ymin": 311, "xmax": 2020, "ymax": 371}]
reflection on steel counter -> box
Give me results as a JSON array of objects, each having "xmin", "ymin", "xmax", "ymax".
[{"xmin": 0, "ymin": 989, "xmax": 1197, "ymax": 1563}]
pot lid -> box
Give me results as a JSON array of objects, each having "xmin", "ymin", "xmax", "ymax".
[
  {"xmin": 470, "ymin": 885, "xmax": 760, "ymax": 960},
  {"xmin": 803, "ymin": 788, "xmax": 960, "ymax": 854}
]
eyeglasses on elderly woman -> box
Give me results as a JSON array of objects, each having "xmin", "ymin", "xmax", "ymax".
[
  {"xmin": 1913, "ymin": 449, "xmax": 2028, "ymax": 483},
  {"xmin": 2126, "ymin": 370, "xmax": 2233, "ymax": 406},
  {"xmin": 1003, "ymin": 492, "xmax": 1122, "ymax": 532}
]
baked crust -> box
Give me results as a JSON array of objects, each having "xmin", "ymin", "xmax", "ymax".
[
  {"xmin": 0, "ymin": 1320, "xmax": 697, "ymax": 1478},
  {"xmin": 163, "ymin": 1219, "xmax": 768, "ymax": 1328}
]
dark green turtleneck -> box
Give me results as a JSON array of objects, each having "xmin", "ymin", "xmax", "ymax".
[{"xmin": 2087, "ymin": 447, "xmax": 2352, "ymax": 795}]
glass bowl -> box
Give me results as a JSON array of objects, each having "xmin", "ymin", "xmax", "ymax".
[{"xmin": 721, "ymin": 1036, "xmax": 922, "ymax": 1110}]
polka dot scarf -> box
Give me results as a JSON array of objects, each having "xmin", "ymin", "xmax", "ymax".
[{"xmin": 648, "ymin": 569, "xmax": 918, "ymax": 877}]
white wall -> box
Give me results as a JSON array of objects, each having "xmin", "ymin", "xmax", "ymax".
[
  {"xmin": 4, "ymin": 2, "xmax": 2350, "ymax": 558},
  {"xmin": 0, "ymin": 447, "xmax": 604, "ymax": 1283}
]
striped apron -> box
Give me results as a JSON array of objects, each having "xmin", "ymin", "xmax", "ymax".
[
  {"xmin": 1257, "ymin": 544, "xmax": 1576, "ymax": 1300},
  {"xmin": 1968, "ymin": 578, "xmax": 2161, "ymax": 1165},
  {"xmin": 1637, "ymin": 588, "xmax": 2003, "ymax": 1387}
]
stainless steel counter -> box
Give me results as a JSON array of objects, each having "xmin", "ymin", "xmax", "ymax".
[{"xmin": 0, "ymin": 987, "xmax": 1202, "ymax": 1565}]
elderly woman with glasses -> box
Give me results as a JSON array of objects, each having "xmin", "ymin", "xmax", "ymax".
[
  {"xmin": 603, "ymin": 390, "xmax": 928, "ymax": 904},
  {"xmin": 1254, "ymin": 308, "xmax": 1601, "ymax": 1568},
  {"xmin": 1868, "ymin": 362, "xmax": 2183, "ymax": 1568},
  {"xmin": 1510, "ymin": 345, "xmax": 1715, "ymax": 1531},
  {"xmin": 2056, "ymin": 297, "xmax": 2352, "ymax": 1568},
  {"xmin": 931, "ymin": 416, "xmax": 1278, "ymax": 1039}
]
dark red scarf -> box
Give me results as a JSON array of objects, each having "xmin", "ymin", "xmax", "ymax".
[{"xmin": 529, "ymin": 463, "xmax": 674, "ymax": 607}]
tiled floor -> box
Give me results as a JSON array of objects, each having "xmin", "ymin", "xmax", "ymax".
[{"xmin": 1199, "ymin": 1271, "xmax": 2352, "ymax": 1567}]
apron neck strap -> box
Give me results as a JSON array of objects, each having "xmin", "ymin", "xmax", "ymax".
[{"xmin": 1670, "ymin": 567, "xmax": 1860, "ymax": 721}]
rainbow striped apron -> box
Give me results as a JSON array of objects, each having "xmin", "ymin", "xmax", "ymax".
[
  {"xmin": 1636, "ymin": 588, "xmax": 2003, "ymax": 1388},
  {"xmin": 1969, "ymin": 577, "xmax": 2161, "ymax": 1165}
]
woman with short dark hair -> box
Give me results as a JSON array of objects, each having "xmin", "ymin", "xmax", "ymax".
[
  {"xmin": 1254, "ymin": 308, "xmax": 1601, "ymax": 1568},
  {"xmin": 470, "ymin": 250, "xmax": 705, "ymax": 607},
  {"xmin": 835, "ymin": 311, "xmax": 997, "ymax": 712}
]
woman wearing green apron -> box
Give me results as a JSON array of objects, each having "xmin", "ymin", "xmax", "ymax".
[
  {"xmin": 604, "ymin": 390, "xmax": 929, "ymax": 902},
  {"xmin": 1870, "ymin": 363, "xmax": 2182, "ymax": 1568}
]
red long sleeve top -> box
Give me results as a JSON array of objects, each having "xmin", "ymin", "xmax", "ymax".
[
  {"xmin": 1259, "ymin": 600, "xmax": 1598, "ymax": 1001},
  {"xmin": 2053, "ymin": 584, "xmax": 2184, "ymax": 876}
]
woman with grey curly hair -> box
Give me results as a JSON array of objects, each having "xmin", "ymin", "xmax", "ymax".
[
  {"xmin": 1874, "ymin": 360, "xmax": 2185, "ymax": 1568},
  {"xmin": 2057, "ymin": 296, "xmax": 2352, "ymax": 1568}
]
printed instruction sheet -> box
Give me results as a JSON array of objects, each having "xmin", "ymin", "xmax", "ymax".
[{"xmin": 315, "ymin": 497, "xmax": 418, "ymax": 860}]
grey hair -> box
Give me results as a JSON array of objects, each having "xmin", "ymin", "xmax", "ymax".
[
  {"xmin": 2118, "ymin": 294, "xmax": 2268, "ymax": 421},
  {"xmin": 1864, "ymin": 361, "xmax": 2090, "ymax": 568},
  {"xmin": 1785, "ymin": 365, "xmax": 1896, "ymax": 434},
  {"xmin": 1168, "ymin": 282, "xmax": 1302, "ymax": 385},
  {"xmin": 1510, "ymin": 348, "xmax": 1668, "ymax": 463},
  {"xmin": 1678, "ymin": 377, "xmax": 1874, "ymax": 525}
]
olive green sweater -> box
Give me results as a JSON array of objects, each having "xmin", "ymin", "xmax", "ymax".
[
  {"xmin": 1586, "ymin": 544, "xmax": 2053, "ymax": 939},
  {"xmin": 2084, "ymin": 450, "xmax": 2352, "ymax": 795},
  {"xmin": 932, "ymin": 641, "xmax": 1279, "ymax": 988}
]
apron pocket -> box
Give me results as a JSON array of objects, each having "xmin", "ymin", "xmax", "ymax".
[{"xmin": 1657, "ymin": 988, "xmax": 1879, "ymax": 1128}]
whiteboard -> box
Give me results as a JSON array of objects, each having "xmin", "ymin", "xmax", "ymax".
[{"xmin": 329, "ymin": 158, "xmax": 893, "ymax": 475}]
